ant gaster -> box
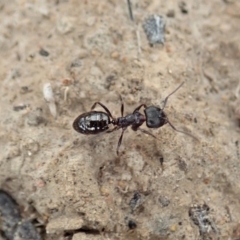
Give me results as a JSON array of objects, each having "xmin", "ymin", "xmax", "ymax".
[{"xmin": 73, "ymin": 82, "xmax": 196, "ymax": 155}]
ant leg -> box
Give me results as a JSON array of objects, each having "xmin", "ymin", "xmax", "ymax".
[
  {"xmin": 137, "ymin": 128, "xmax": 158, "ymax": 139},
  {"xmin": 106, "ymin": 126, "xmax": 119, "ymax": 133},
  {"xmin": 133, "ymin": 104, "xmax": 147, "ymax": 113},
  {"xmin": 162, "ymin": 82, "xmax": 184, "ymax": 110},
  {"xmin": 116, "ymin": 128, "xmax": 126, "ymax": 155},
  {"xmin": 91, "ymin": 102, "xmax": 114, "ymax": 120}
]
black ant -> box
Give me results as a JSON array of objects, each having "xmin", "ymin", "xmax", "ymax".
[{"xmin": 73, "ymin": 82, "xmax": 196, "ymax": 155}]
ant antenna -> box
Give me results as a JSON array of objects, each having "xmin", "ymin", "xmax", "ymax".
[
  {"xmin": 162, "ymin": 82, "xmax": 184, "ymax": 110},
  {"xmin": 166, "ymin": 118, "xmax": 199, "ymax": 141},
  {"xmin": 161, "ymin": 82, "xmax": 199, "ymax": 141}
]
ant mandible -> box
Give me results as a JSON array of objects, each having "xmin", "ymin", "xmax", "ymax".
[{"xmin": 73, "ymin": 82, "xmax": 197, "ymax": 155}]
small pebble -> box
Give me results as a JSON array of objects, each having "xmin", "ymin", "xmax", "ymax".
[
  {"xmin": 170, "ymin": 224, "xmax": 178, "ymax": 232},
  {"xmin": 0, "ymin": 190, "xmax": 41, "ymax": 240},
  {"xmin": 39, "ymin": 48, "xmax": 49, "ymax": 57},
  {"xmin": 111, "ymin": 51, "xmax": 119, "ymax": 59},
  {"xmin": 13, "ymin": 104, "xmax": 29, "ymax": 111},
  {"xmin": 143, "ymin": 15, "xmax": 166, "ymax": 45},
  {"xmin": 20, "ymin": 86, "xmax": 32, "ymax": 94},
  {"xmin": 166, "ymin": 10, "xmax": 175, "ymax": 18},
  {"xmin": 158, "ymin": 195, "xmax": 170, "ymax": 207},
  {"xmin": 100, "ymin": 186, "xmax": 110, "ymax": 196},
  {"xmin": 70, "ymin": 58, "xmax": 82, "ymax": 68},
  {"xmin": 57, "ymin": 17, "xmax": 74, "ymax": 34},
  {"xmin": 26, "ymin": 109, "xmax": 46, "ymax": 126},
  {"xmin": 129, "ymin": 192, "xmax": 142, "ymax": 211},
  {"xmin": 128, "ymin": 220, "xmax": 137, "ymax": 229},
  {"xmin": 14, "ymin": 220, "xmax": 42, "ymax": 240},
  {"xmin": 62, "ymin": 78, "xmax": 72, "ymax": 86},
  {"xmin": 43, "ymin": 83, "xmax": 57, "ymax": 118},
  {"xmin": 179, "ymin": 2, "xmax": 188, "ymax": 14}
]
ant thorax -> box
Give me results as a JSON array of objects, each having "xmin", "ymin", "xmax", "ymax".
[{"xmin": 116, "ymin": 113, "xmax": 137, "ymax": 128}]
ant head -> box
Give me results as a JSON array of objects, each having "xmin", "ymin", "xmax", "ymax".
[
  {"xmin": 144, "ymin": 106, "xmax": 167, "ymax": 128},
  {"xmin": 142, "ymin": 83, "xmax": 197, "ymax": 141},
  {"xmin": 144, "ymin": 83, "xmax": 183, "ymax": 128},
  {"xmin": 144, "ymin": 83, "xmax": 184, "ymax": 129}
]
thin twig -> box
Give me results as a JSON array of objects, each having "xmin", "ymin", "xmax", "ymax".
[{"xmin": 127, "ymin": 0, "xmax": 134, "ymax": 21}]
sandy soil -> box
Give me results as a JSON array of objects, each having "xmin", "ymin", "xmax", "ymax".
[{"xmin": 0, "ymin": 0, "xmax": 240, "ymax": 239}]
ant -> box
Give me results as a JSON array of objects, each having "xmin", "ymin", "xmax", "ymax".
[{"xmin": 73, "ymin": 82, "xmax": 197, "ymax": 155}]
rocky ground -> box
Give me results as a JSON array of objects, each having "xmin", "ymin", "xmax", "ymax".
[{"xmin": 0, "ymin": 0, "xmax": 240, "ymax": 239}]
